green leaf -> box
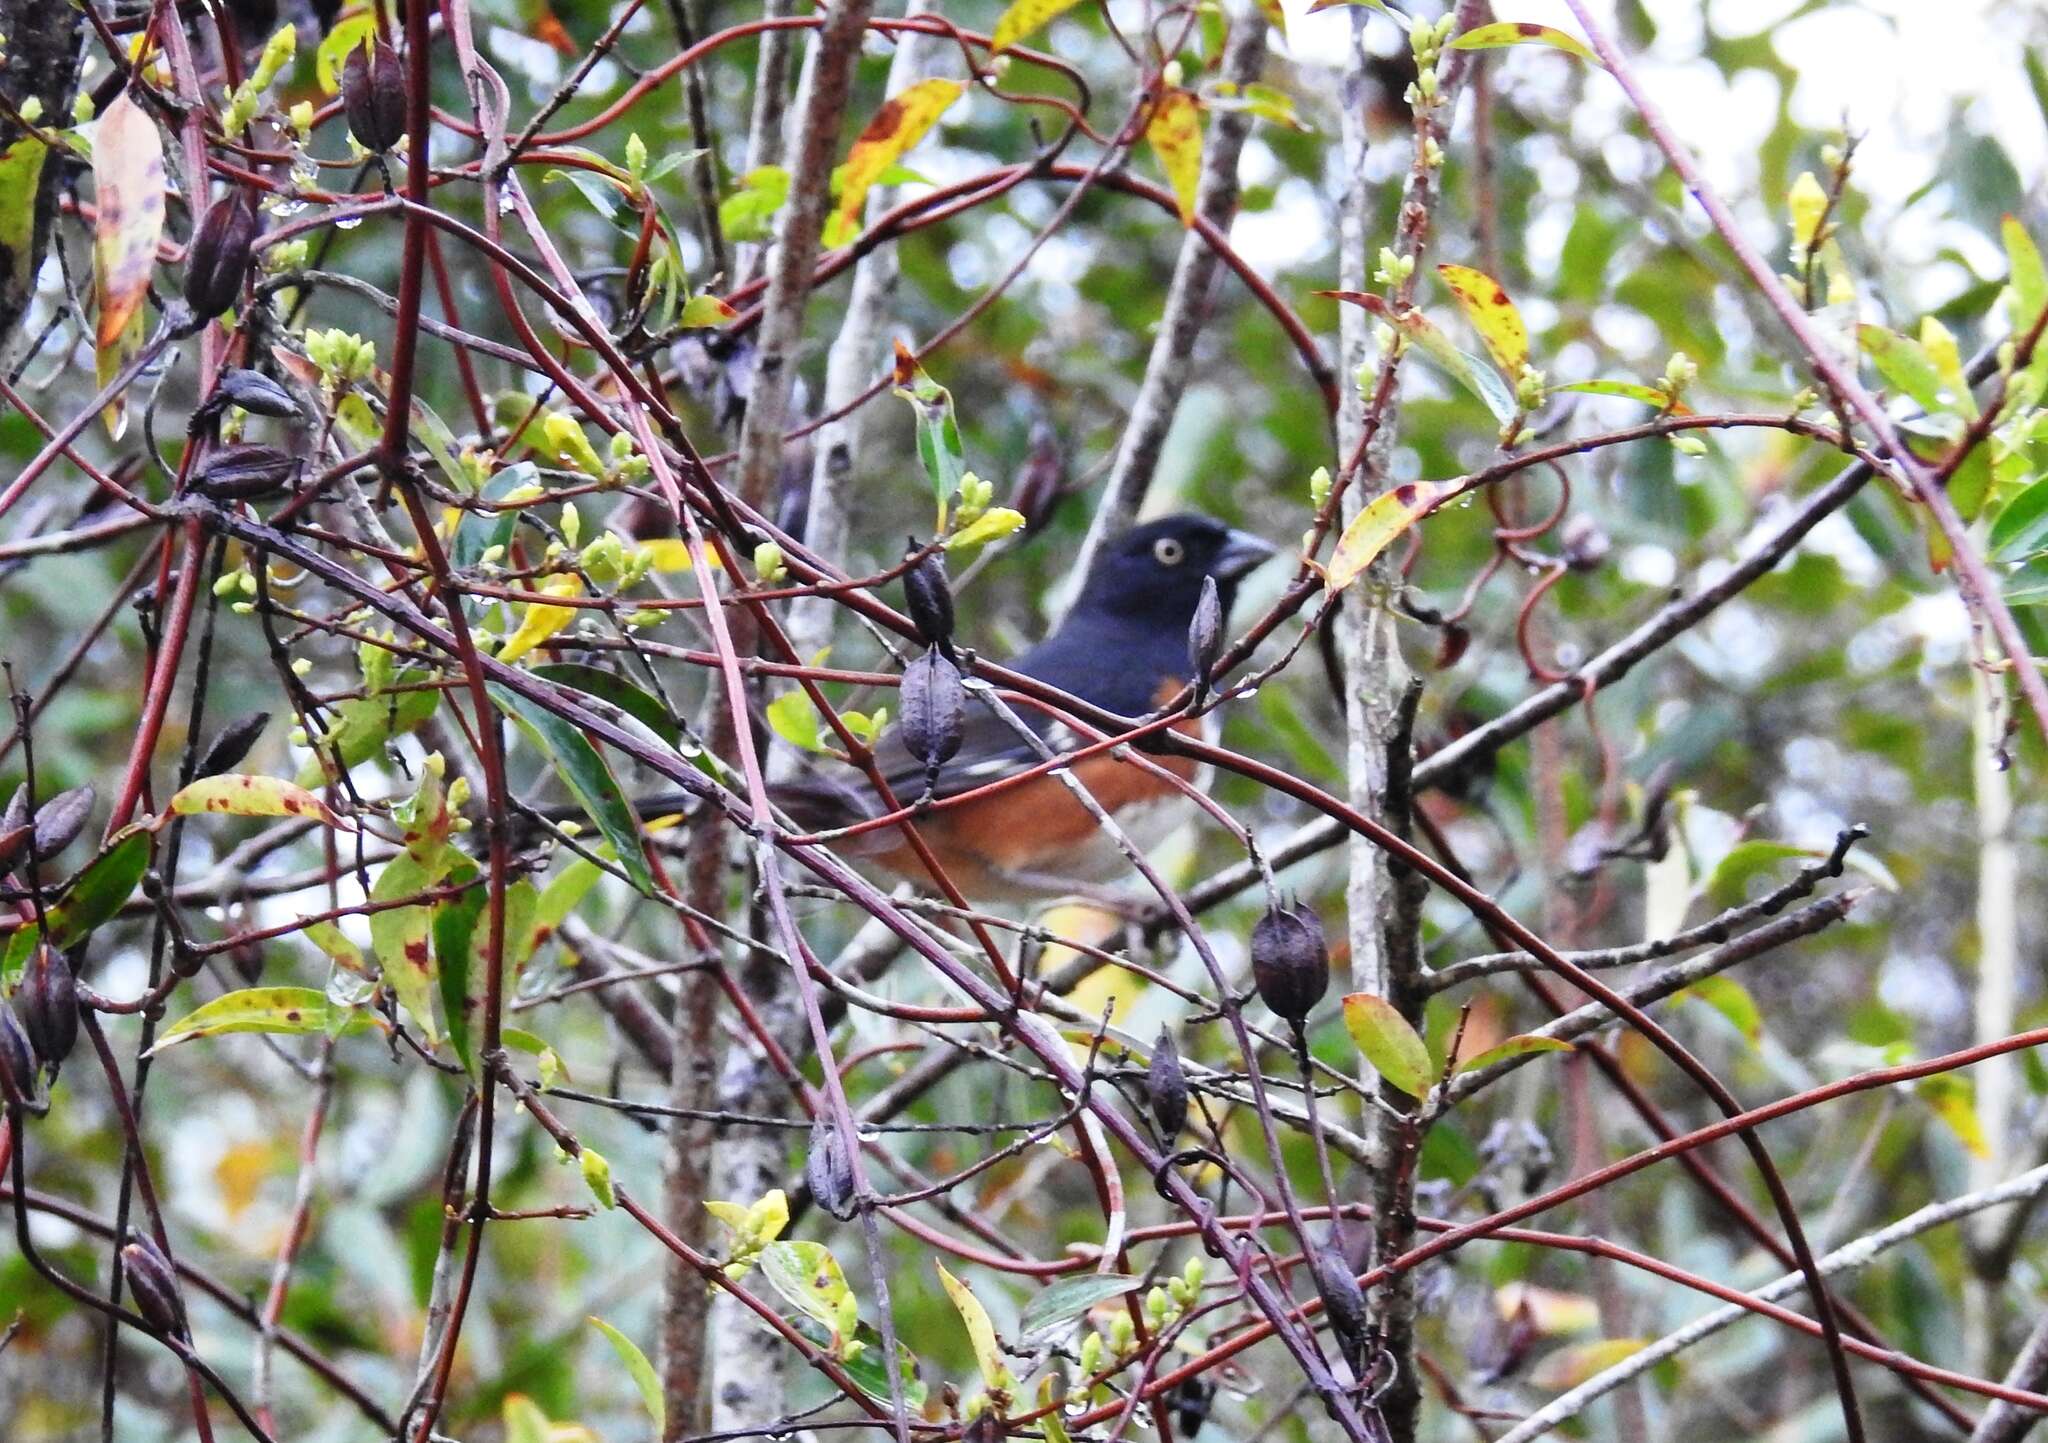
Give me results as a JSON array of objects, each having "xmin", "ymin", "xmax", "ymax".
[
  {"xmin": 48, "ymin": 828, "xmax": 151, "ymax": 949},
  {"xmin": 945, "ymin": 507, "xmax": 1028, "ymax": 553},
  {"xmin": 719, "ymin": 166, "xmax": 790, "ymax": 244},
  {"xmin": 1990, "ymin": 477, "xmax": 2048, "ymax": 559},
  {"xmin": 0, "ymin": 139, "xmax": 49, "ymax": 296},
  {"xmin": 766, "ymin": 689, "xmax": 828, "ymax": 754},
  {"xmin": 1554, "ymin": 379, "xmax": 1673, "ymax": 408},
  {"xmin": 1341, "ymin": 992, "xmax": 1435, "ymax": 1098},
  {"xmin": 1859, "ymin": 325, "xmax": 1944, "ymax": 414},
  {"xmin": 2002, "ymin": 556, "xmax": 2048, "ymax": 606},
  {"xmin": 315, "ymin": 12, "xmax": 376, "ymax": 93},
  {"xmin": 581, "ymin": 1147, "xmax": 616, "ymax": 1208},
  {"xmin": 762, "ymin": 1241, "xmax": 855, "ymax": 1331},
  {"xmin": 678, "ymin": 293, "xmax": 738, "ymax": 328},
  {"xmin": 151, "ymin": 987, "xmax": 376, "ymax": 1053},
  {"xmin": 590, "ymin": 1317, "xmax": 663, "ymax": 1437},
  {"xmin": 435, "ymin": 860, "xmax": 487, "ymax": 1079},
  {"xmin": 490, "ymin": 684, "xmax": 656, "ymax": 895},
  {"xmin": 1018, "ymin": 1274, "xmax": 1141, "ymax": 1340},
  {"xmin": 1455, "ymin": 1034, "xmax": 1575, "ymax": 1075},
  {"xmin": 1678, "ymin": 973, "xmax": 1763, "ymax": 1045},
  {"xmin": 296, "ymin": 677, "xmax": 441, "ymax": 787},
  {"xmin": 893, "ymin": 347, "xmax": 969, "ymax": 527},
  {"xmin": 532, "ymin": 662, "xmax": 684, "ymax": 748},
  {"xmin": 790, "ymin": 1316, "xmax": 928, "ymax": 1408},
  {"xmin": 2005, "ymin": 215, "xmax": 2047, "ymax": 337},
  {"xmin": 369, "ymin": 846, "xmax": 454, "ymax": 1042},
  {"xmin": 1705, "ymin": 839, "xmax": 1819, "ymax": 907}
]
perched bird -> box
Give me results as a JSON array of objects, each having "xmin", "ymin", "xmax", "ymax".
[{"xmin": 774, "ymin": 514, "xmax": 1277, "ymax": 900}]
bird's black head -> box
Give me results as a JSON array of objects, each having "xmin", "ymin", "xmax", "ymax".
[{"xmin": 1072, "ymin": 514, "xmax": 1278, "ymax": 628}]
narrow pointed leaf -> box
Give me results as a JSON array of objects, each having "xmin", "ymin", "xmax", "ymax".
[
  {"xmin": 151, "ymin": 987, "xmax": 377, "ymax": 1052},
  {"xmin": 1438, "ymin": 263, "xmax": 1530, "ymax": 375},
  {"xmin": 833, "ymin": 80, "xmax": 962, "ymax": 243},
  {"xmin": 590, "ymin": 1317, "xmax": 664, "ymax": 1437},
  {"xmin": 1018, "ymin": 1274, "xmax": 1141, "ymax": 1340},
  {"xmin": 1341, "ymin": 992, "xmax": 1435, "ymax": 1098},
  {"xmin": 1448, "ymin": 21, "xmax": 1604, "ymax": 67},
  {"xmin": 490, "ymin": 684, "xmax": 656, "ymax": 894},
  {"xmin": 1455, "ymin": 1034, "xmax": 1574, "ymax": 1075},
  {"xmin": 936, "ymin": 1261, "xmax": 1012, "ymax": 1391},
  {"xmin": 166, "ymin": 774, "xmax": 353, "ymax": 830},
  {"xmin": 1327, "ymin": 481, "xmax": 1444, "ymax": 593},
  {"xmin": 1145, "ymin": 90, "xmax": 1204, "ymax": 227}
]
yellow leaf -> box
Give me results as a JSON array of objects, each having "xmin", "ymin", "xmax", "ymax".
[
  {"xmin": 215, "ymin": 1138, "xmax": 278, "ymax": 1218},
  {"xmin": 936, "ymin": 1261, "xmax": 1014, "ymax": 1393},
  {"xmin": 1145, "ymin": 89, "xmax": 1203, "ymax": 227},
  {"xmin": 990, "ymin": 0, "xmax": 1085, "ymax": 53},
  {"xmin": 92, "ymin": 92, "xmax": 165, "ymax": 438},
  {"xmin": 1252, "ymin": 0, "xmax": 1287, "ymax": 41},
  {"xmin": 1787, "ymin": 170, "xmax": 1828, "ymax": 255},
  {"xmin": 1529, "ymin": 1338, "xmax": 1648, "ymax": 1391},
  {"xmin": 637, "ymin": 538, "xmax": 721, "ymax": 573},
  {"xmin": 316, "ymin": 13, "xmax": 378, "ymax": 94},
  {"xmin": 1918, "ymin": 1074, "xmax": 1991, "ymax": 1158},
  {"xmin": 834, "ymin": 79, "xmax": 962, "ymax": 241},
  {"xmin": 1447, "ymin": 21, "xmax": 1604, "ymax": 68},
  {"xmin": 164, "ymin": 773, "xmax": 353, "ymax": 830},
  {"xmin": 1438, "ymin": 263, "xmax": 1529, "ymax": 376},
  {"xmin": 1326, "ymin": 481, "xmax": 1443, "ymax": 593},
  {"xmin": 1496, "ymin": 1283, "xmax": 1601, "ymax": 1337},
  {"xmin": 498, "ymin": 575, "xmax": 584, "ymax": 664},
  {"xmin": 678, "ymin": 293, "xmax": 738, "ymax": 328}
]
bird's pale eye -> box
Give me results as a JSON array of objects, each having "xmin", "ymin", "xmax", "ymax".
[{"xmin": 1153, "ymin": 537, "xmax": 1186, "ymax": 565}]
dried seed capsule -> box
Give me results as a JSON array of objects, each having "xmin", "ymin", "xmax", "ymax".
[
  {"xmin": 196, "ymin": 712, "xmax": 271, "ymax": 779},
  {"xmin": 121, "ymin": 1236, "xmax": 189, "ymax": 1338},
  {"xmin": 0, "ymin": 1008, "xmax": 32, "ymax": 1100},
  {"xmin": 805, "ymin": 1118, "xmax": 859, "ymax": 1221},
  {"xmin": 0, "ymin": 785, "xmax": 30, "ymax": 874},
  {"xmin": 30, "ymin": 784, "xmax": 94, "ymax": 861},
  {"xmin": 16, "ymin": 946, "xmax": 77, "ymax": 1071},
  {"xmin": 1009, "ymin": 419, "xmax": 1067, "ymax": 533},
  {"xmin": 1187, "ymin": 574, "xmax": 1222, "ymax": 695},
  {"xmin": 343, "ymin": 39, "xmax": 408, "ymax": 153},
  {"xmin": 1309, "ymin": 1243, "xmax": 1369, "ymax": 1382},
  {"xmin": 1249, "ymin": 899, "xmax": 1329, "ymax": 1026},
  {"xmin": 192, "ymin": 444, "xmax": 301, "ymax": 501},
  {"xmin": 898, "ymin": 646, "xmax": 964, "ymax": 782},
  {"xmin": 900, "ymin": 544, "xmax": 956, "ymax": 659},
  {"xmin": 204, "ymin": 368, "xmax": 300, "ymax": 421},
  {"xmin": 1171, "ymin": 1375, "xmax": 1217, "ymax": 1437},
  {"xmin": 183, "ymin": 191, "xmax": 261, "ymax": 321},
  {"xmin": 1147, "ymin": 1028, "xmax": 1188, "ymax": 1140},
  {"xmin": 961, "ymin": 1410, "xmax": 1003, "ymax": 1443}
]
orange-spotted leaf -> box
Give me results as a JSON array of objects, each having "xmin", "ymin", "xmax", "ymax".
[
  {"xmin": 1326, "ymin": 481, "xmax": 1444, "ymax": 593},
  {"xmin": 833, "ymin": 79, "xmax": 962, "ymax": 243},
  {"xmin": 164, "ymin": 774, "xmax": 353, "ymax": 830},
  {"xmin": 1317, "ymin": 289, "xmax": 1519, "ymax": 423},
  {"xmin": 1448, "ymin": 21, "xmax": 1604, "ymax": 68},
  {"xmin": 990, "ymin": 0, "xmax": 1086, "ymax": 54},
  {"xmin": 92, "ymin": 91, "xmax": 166, "ymax": 438},
  {"xmin": 1438, "ymin": 263, "xmax": 1529, "ymax": 376},
  {"xmin": 1341, "ymin": 992, "xmax": 1435, "ymax": 1098},
  {"xmin": 677, "ymin": 293, "xmax": 738, "ymax": 328},
  {"xmin": 1145, "ymin": 89, "xmax": 1204, "ymax": 227},
  {"xmin": 148, "ymin": 987, "xmax": 381, "ymax": 1053}
]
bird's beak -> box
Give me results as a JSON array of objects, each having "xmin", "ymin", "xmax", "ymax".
[{"xmin": 1211, "ymin": 528, "xmax": 1280, "ymax": 581}]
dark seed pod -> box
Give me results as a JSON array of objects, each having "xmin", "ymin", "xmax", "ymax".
[
  {"xmin": 0, "ymin": 785, "xmax": 30, "ymax": 874},
  {"xmin": 30, "ymin": 784, "xmax": 94, "ymax": 861},
  {"xmin": 203, "ymin": 368, "xmax": 300, "ymax": 422},
  {"xmin": 1187, "ymin": 574, "xmax": 1222, "ymax": 694},
  {"xmin": 1309, "ymin": 1242, "xmax": 1370, "ymax": 1381},
  {"xmin": 17, "ymin": 946, "xmax": 78, "ymax": 1071},
  {"xmin": 1171, "ymin": 1375, "xmax": 1217, "ymax": 1437},
  {"xmin": 192, "ymin": 443, "xmax": 302, "ymax": 501},
  {"xmin": 805, "ymin": 1118, "xmax": 859, "ymax": 1221},
  {"xmin": 1249, "ymin": 899, "xmax": 1329, "ymax": 1026},
  {"xmin": 961, "ymin": 1409, "xmax": 1004, "ymax": 1443},
  {"xmin": 343, "ymin": 39, "xmax": 408, "ymax": 153},
  {"xmin": 900, "ymin": 544, "xmax": 956, "ymax": 659},
  {"xmin": 196, "ymin": 712, "xmax": 271, "ymax": 779},
  {"xmin": 0, "ymin": 1007, "xmax": 32, "ymax": 1101},
  {"xmin": 898, "ymin": 646, "xmax": 964, "ymax": 780},
  {"xmin": 1147, "ymin": 1028, "xmax": 1189, "ymax": 1140},
  {"xmin": 121, "ymin": 1236, "xmax": 189, "ymax": 1338},
  {"xmin": 1009, "ymin": 419, "xmax": 1068, "ymax": 533},
  {"xmin": 183, "ymin": 191, "xmax": 261, "ymax": 321}
]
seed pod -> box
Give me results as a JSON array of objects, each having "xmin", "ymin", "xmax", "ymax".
[
  {"xmin": 183, "ymin": 191, "xmax": 260, "ymax": 321},
  {"xmin": 1171, "ymin": 1375, "xmax": 1217, "ymax": 1437},
  {"xmin": 192, "ymin": 443, "xmax": 302, "ymax": 501},
  {"xmin": 1187, "ymin": 574, "xmax": 1222, "ymax": 694},
  {"xmin": 805, "ymin": 1118, "xmax": 859, "ymax": 1221},
  {"xmin": 0, "ymin": 785, "xmax": 29, "ymax": 874},
  {"xmin": 1147, "ymin": 1028, "xmax": 1189, "ymax": 1140},
  {"xmin": 1309, "ymin": 1243, "xmax": 1369, "ymax": 1381},
  {"xmin": 1249, "ymin": 899, "xmax": 1329, "ymax": 1026},
  {"xmin": 202, "ymin": 368, "xmax": 300, "ymax": 422},
  {"xmin": 961, "ymin": 1410, "xmax": 1003, "ymax": 1443},
  {"xmin": 900, "ymin": 544, "xmax": 956, "ymax": 659},
  {"xmin": 343, "ymin": 39, "xmax": 408, "ymax": 153},
  {"xmin": 0, "ymin": 1007, "xmax": 32, "ymax": 1101},
  {"xmin": 30, "ymin": 784, "xmax": 94, "ymax": 861},
  {"xmin": 121, "ymin": 1236, "xmax": 189, "ymax": 1338},
  {"xmin": 1009, "ymin": 419, "xmax": 1067, "ymax": 533},
  {"xmin": 898, "ymin": 646, "xmax": 964, "ymax": 781},
  {"xmin": 196, "ymin": 712, "xmax": 271, "ymax": 779},
  {"xmin": 16, "ymin": 946, "xmax": 77, "ymax": 1071}
]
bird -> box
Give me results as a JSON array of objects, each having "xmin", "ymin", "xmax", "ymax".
[{"xmin": 772, "ymin": 514, "xmax": 1278, "ymax": 901}]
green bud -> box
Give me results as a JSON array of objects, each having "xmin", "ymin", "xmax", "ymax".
[
  {"xmin": 1078, "ymin": 1331, "xmax": 1103, "ymax": 1375},
  {"xmin": 1308, "ymin": 465, "xmax": 1332, "ymax": 510},
  {"xmin": 753, "ymin": 541, "xmax": 788, "ymax": 583},
  {"xmin": 1670, "ymin": 434, "xmax": 1707, "ymax": 456}
]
